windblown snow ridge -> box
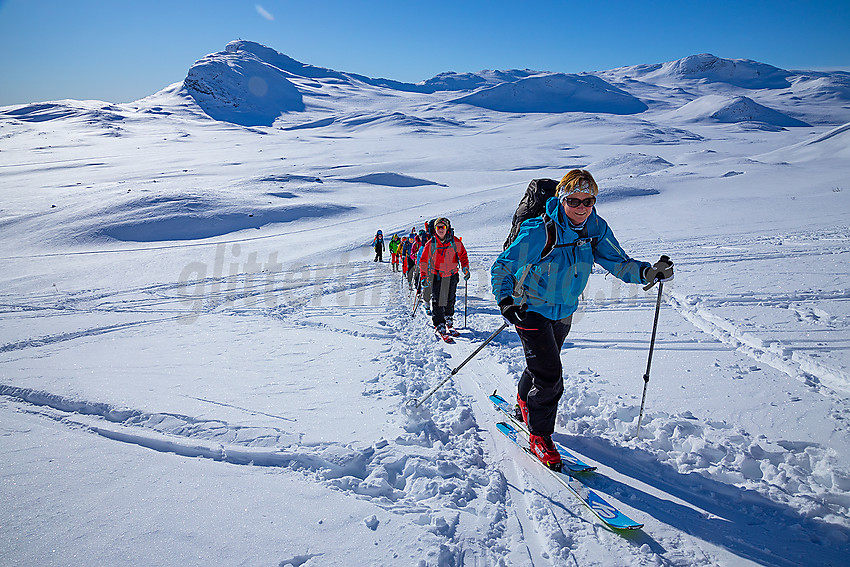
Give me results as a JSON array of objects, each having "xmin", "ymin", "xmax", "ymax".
[
  {"xmin": 757, "ymin": 121, "xmax": 850, "ymax": 162},
  {"xmin": 668, "ymin": 292, "xmax": 850, "ymax": 396},
  {"xmin": 0, "ymin": 383, "xmax": 378, "ymax": 474},
  {"xmin": 0, "ymin": 384, "xmax": 297, "ymax": 447}
]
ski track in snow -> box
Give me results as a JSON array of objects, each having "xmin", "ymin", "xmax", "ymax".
[{"xmin": 663, "ymin": 229, "xmax": 850, "ymax": 398}]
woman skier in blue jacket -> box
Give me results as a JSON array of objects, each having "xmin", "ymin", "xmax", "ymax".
[{"xmin": 491, "ymin": 169, "xmax": 673, "ymax": 469}]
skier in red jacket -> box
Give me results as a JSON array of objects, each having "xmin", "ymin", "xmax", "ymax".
[{"xmin": 418, "ymin": 217, "xmax": 470, "ymax": 335}]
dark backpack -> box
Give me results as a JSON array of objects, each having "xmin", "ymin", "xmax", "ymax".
[
  {"xmin": 503, "ymin": 178, "xmax": 597, "ymax": 259},
  {"xmin": 503, "ymin": 178, "xmax": 559, "ymax": 250},
  {"xmin": 426, "ymin": 218, "xmax": 437, "ymax": 238}
]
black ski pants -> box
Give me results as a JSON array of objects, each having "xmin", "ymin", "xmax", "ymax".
[
  {"xmin": 515, "ymin": 310, "xmax": 573, "ymax": 437},
  {"xmin": 430, "ymin": 273, "xmax": 459, "ymax": 327}
]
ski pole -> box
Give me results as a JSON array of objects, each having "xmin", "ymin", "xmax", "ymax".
[
  {"xmin": 464, "ymin": 279, "xmax": 468, "ymax": 328},
  {"xmin": 407, "ymin": 322, "xmax": 509, "ymax": 408},
  {"xmin": 636, "ymin": 281, "xmax": 664, "ymax": 439},
  {"xmin": 411, "ymin": 289, "xmax": 421, "ymax": 318}
]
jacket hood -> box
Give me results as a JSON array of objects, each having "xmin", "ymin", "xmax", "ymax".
[{"xmin": 544, "ymin": 195, "xmax": 562, "ymax": 224}]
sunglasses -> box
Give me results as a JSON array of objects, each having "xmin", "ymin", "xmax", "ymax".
[
  {"xmin": 562, "ymin": 196, "xmax": 596, "ymax": 208},
  {"xmin": 435, "ymin": 225, "xmax": 448, "ymax": 230}
]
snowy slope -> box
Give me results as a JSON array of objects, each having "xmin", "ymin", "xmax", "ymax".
[
  {"xmin": 1, "ymin": 41, "xmax": 849, "ymax": 567},
  {"xmin": 757, "ymin": 121, "xmax": 850, "ymax": 162},
  {"xmin": 449, "ymin": 73, "xmax": 649, "ymax": 114},
  {"xmin": 663, "ymin": 94, "xmax": 811, "ymax": 127}
]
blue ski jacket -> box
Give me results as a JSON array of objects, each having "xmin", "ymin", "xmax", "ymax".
[{"xmin": 491, "ymin": 196, "xmax": 650, "ymax": 321}]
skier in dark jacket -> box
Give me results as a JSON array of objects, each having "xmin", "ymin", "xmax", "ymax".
[
  {"xmin": 412, "ymin": 228, "xmax": 430, "ymax": 311},
  {"xmin": 491, "ymin": 169, "xmax": 673, "ymax": 469},
  {"xmin": 401, "ymin": 236, "xmax": 416, "ymax": 290},
  {"xmin": 371, "ymin": 230, "xmax": 385, "ymax": 262}
]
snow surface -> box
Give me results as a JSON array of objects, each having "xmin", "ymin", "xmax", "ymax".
[{"xmin": 1, "ymin": 41, "xmax": 849, "ymax": 566}]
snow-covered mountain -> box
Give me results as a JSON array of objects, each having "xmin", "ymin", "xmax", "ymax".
[
  {"xmin": 613, "ymin": 53, "xmax": 795, "ymax": 89},
  {"xmin": 1, "ymin": 40, "xmax": 849, "ymax": 566},
  {"xmin": 5, "ymin": 41, "xmax": 847, "ymax": 129},
  {"xmin": 171, "ymin": 41, "xmax": 850, "ymax": 126}
]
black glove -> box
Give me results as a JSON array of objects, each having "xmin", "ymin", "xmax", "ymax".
[
  {"xmin": 499, "ymin": 297, "xmax": 527, "ymax": 325},
  {"xmin": 643, "ymin": 255, "xmax": 674, "ymax": 290}
]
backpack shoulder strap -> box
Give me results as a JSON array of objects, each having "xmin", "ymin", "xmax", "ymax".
[
  {"xmin": 552, "ymin": 236, "xmax": 598, "ymax": 250},
  {"xmin": 449, "ymin": 232, "xmax": 461, "ymax": 270},
  {"xmin": 540, "ymin": 214, "xmax": 557, "ymax": 259},
  {"xmin": 542, "ymin": 213, "xmax": 598, "ymax": 257},
  {"xmin": 513, "ymin": 214, "xmax": 599, "ymax": 298}
]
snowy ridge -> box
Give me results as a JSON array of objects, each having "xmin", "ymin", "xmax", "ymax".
[
  {"xmin": 587, "ymin": 152, "xmax": 674, "ymax": 177},
  {"xmin": 0, "ymin": 384, "xmax": 302, "ymax": 452},
  {"xmin": 757, "ymin": 121, "xmax": 850, "ymax": 162},
  {"xmin": 419, "ymin": 69, "xmax": 539, "ymax": 92}
]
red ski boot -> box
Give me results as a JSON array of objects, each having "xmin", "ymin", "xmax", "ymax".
[
  {"xmin": 529, "ymin": 434, "xmax": 562, "ymax": 471},
  {"xmin": 515, "ymin": 394, "xmax": 529, "ymax": 426}
]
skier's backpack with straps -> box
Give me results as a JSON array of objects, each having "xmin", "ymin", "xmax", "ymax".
[
  {"xmin": 503, "ymin": 179, "xmax": 559, "ymax": 250},
  {"xmin": 503, "ymin": 178, "xmax": 597, "ymax": 260},
  {"xmin": 424, "ymin": 218, "xmax": 435, "ymax": 237}
]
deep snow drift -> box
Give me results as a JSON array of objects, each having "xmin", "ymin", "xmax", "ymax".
[{"xmin": 1, "ymin": 41, "xmax": 849, "ymax": 566}]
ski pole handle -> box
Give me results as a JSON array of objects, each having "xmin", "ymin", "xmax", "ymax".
[{"xmin": 642, "ymin": 255, "xmax": 672, "ymax": 291}]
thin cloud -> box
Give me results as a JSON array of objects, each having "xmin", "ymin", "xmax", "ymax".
[{"xmin": 255, "ymin": 4, "xmax": 274, "ymax": 21}]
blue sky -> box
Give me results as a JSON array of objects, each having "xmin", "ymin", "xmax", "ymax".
[{"xmin": 0, "ymin": 0, "xmax": 848, "ymax": 106}]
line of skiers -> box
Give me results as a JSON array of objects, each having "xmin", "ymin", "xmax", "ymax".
[
  {"xmin": 371, "ymin": 169, "xmax": 675, "ymax": 473},
  {"xmin": 371, "ymin": 218, "xmax": 470, "ymax": 336}
]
